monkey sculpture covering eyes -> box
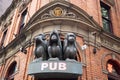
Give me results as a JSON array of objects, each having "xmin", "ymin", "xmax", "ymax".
[{"xmin": 48, "ymin": 30, "xmax": 62, "ymax": 59}]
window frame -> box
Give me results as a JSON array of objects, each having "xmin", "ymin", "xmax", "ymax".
[
  {"xmin": 107, "ymin": 60, "xmax": 120, "ymax": 80},
  {"xmin": 100, "ymin": 1, "xmax": 113, "ymax": 33},
  {"xmin": 5, "ymin": 61, "xmax": 18, "ymax": 80},
  {"xmin": 0, "ymin": 29, "xmax": 8, "ymax": 47},
  {"xmin": 18, "ymin": 8, "xmax": 27, "ymax": 34}
]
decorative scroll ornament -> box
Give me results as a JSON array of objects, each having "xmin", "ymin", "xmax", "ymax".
[{"xmin": 41, "ymin": 7, "xmax": 76, "ymax": 19}]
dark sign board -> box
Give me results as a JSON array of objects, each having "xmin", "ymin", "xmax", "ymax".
[{"xmin": 28, "ymin": 59, "xmax": 82, "ymax": 78}]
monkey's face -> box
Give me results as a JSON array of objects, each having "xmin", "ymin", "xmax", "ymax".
[
  {"xmin": 68, "ymin": 35, "xmax": 75, "ymax": 43},
  {"xmin": 42, "ymin": 34, "xmax": 46, "ymax": 40},
  {"xmin": 51, "ymin": 34, "xmax": 58, "ymax": 42},
  {"xmin": 35, "ymin": 36, "xmax": 41, "ymax": 41}
]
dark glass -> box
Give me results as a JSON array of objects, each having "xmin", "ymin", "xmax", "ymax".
[
  {"xmin": 108, "ymin": 78, "xmax": 115, "ymax": 80},
  {"xmin": 8, "ymin": 62, "xmax": 17, "ymax": 76},
  {"xmin": 101, "ymin": 7, "xmax": 109, "ymax": 19},
  {"xmin": 5, "ymin": 62, "xmax": 17, "ymax": 80},
  {"xmin": 102, "ymin": 19, "xmax": 111, "ymax": 32},
  {"xmin": 100, "ymin": 2, "xmax": 112, "ymax": 33},
  {"xmin": 0, "ymin": 30, "xmax": 8, "ymax": 46},
  {"xmin": 20, "ymin": 9, "xmax": 27, "ymax": 26},
  {"xmin": 19, "ymin": 9, "xmax": 27, "ymax": 33}
]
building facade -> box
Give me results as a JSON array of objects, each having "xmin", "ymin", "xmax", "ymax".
[{"xmin": 0, "ymin": 0, "xmax": 120, "ymax": 80}]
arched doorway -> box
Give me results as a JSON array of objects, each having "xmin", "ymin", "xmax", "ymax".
[
  {"xmin": 107, "ymin": 59, "xmax": 120, "ymax": 80},
  {"xmin": 5, "ymin": 61, "xmax": 17, "ymax": 80}
]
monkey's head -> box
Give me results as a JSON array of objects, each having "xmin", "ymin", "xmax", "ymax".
[
  {"xmin": 67, "ymin": 33, "xmax": 76, "ymax": 43},
  {"xmin": 49, "ymin": 30, "xmax": 60, "ymax": 44},
  {"xmin": 50, "ymin": 33, "xmax": 58, "ymax": 42},
  {"xmin": 34, "ymin": 34, "xmax": 46, "ymax": 43},
  {"xmin": 41, "ymin": 34, "xmax": 46, "ymax": 40}
]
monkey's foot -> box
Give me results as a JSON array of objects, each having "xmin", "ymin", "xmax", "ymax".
[
  {"xmin": 48, "ymin": 58, "xmax": 59, "ymax": 61},
  {"xmin": 66, "ymin": 58, "xmax": 77, "ymax": 62},
  {"xmin": 32, "ymin": 57, "xmax": 43, "ymax": 62}
]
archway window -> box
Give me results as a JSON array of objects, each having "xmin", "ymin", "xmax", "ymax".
[
  {"xmin": 100, "ymin": 1, "xmax": 113, "ymax": 33},
  {"xmin": 107, "ymin": 63, "xmax": 117, "ymax": 74},
  {"xmin": 107, "ymin": 59, "xmax": 120, "ymax": 80},
  {"xmin": 5, "ymin": 61, "xmax": 17, "ymax": 80}
]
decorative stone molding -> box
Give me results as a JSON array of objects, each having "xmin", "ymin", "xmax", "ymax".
[
  {"xmin": 0, "ymin": 0, "xmax": 19, "ymax": 23},
  {"xmin": 106, "ymin": 0, "xmax": 115, "ymax": 6},
  {"xmin": 1, "ymin": 55, "xmax": 20, "ymax": 79},
  {"xmin": 101, "ymin": 52, "xmax": 120, "ymax": 74},
  {"xmin": 41, "ymin": 7, "xmax": 76, "ymax": 19},
  {"xmin": 18, "ymin": 0, "xmax": 32, "ymax": 12},
  {"xmin": 100, "ymin": 34, "xmax": 120, "ymax": 53}
]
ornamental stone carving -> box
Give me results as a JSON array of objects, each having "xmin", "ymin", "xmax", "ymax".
[
  {"xmin": 101, "ymin": 37, "xmax": 120, "ymax": 53},
  {"xmin": 53, "ymin": 7, "xmax": 63, "ymax": 17},
  {"xmin": 41, "ymin": 7, "xmax": 76, "ymax": 19}
]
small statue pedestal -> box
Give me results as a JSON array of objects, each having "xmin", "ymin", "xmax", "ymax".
[{"xmin": 28, "ymin": 58, "xmax": 82, "ymax": 78}]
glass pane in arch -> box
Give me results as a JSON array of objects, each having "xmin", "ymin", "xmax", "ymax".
[
  {"xmin": 5, "ymin": 61, "xmax": 17, "ymax": 80},
  {"xmin": 107, "ymin": 59, "xmax": 120, "ymax": 80}
]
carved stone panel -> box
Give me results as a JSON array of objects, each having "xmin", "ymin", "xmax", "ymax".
[
  {"xmin": 106, "ymin": 0, "xmax": 115, "ymax": 6},
  {"xmin": 100, "ymin": 36, "xmax": 120, "ymax": 53}
]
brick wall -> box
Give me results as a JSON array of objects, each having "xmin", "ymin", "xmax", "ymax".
[{"xmin": 0, "ymin": 0, "xmax": 120, "ymax": 80}]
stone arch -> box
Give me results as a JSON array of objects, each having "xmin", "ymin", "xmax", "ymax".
[
  {"xmin": 2, "ymin": 55, "xmax": 20, "ymax": 79},
  {"xmin": 107, "ymin": 59, "xmax": 120, "ymax": 75},
  {"xmin": 101, "ymin": 52, "xmax": 120, "ymax": 73},
  {"xmin": 5, "ymin": 61, "xmax": 17, "ymax": 79},
  {"xmin": 107, "ymin": 59, "xmax": 120, "ymax": 79},
  {"xmin": 76, "ymin": 39, "xmax": 86, "ymax": 65}
]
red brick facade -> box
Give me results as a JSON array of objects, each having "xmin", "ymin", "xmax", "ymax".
[{"xmin": 0, "ymin": 0, "xmax": 120, "ymax": 80}]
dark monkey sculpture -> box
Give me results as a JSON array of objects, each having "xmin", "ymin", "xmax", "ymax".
[
  {"xmin": 33, "ymin": 30, "xmax": 78, "ymax": 61},
  {"xmin": 34, "ymin": 34, "xmax": 48, "ymax": 60},
  {"xmin": 63, "ymin": 33, "xmax": 77, "ymax": 60},
  {"xmin": 48, "ymin": 30, "xmax": 62, "ymax": 59}
]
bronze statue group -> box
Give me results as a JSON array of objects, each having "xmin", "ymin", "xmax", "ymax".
[{"xmin": 34, "ymin": 30, "xmax": 78, "ymax": 61}]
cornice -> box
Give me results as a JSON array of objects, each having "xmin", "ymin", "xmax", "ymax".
[
  {"xmin": 0, "ymin": 0, "xmax": 19, "ymax": 24},
  {"xmin": 0, "ymin": 0, "xmax": 32, "ymax": 25}
]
